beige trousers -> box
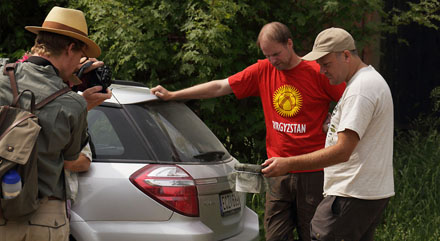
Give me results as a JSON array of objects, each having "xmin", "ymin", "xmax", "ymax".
[{"xmin": 0, "ymin": 198, "xmax": 69, "ymax": 241}]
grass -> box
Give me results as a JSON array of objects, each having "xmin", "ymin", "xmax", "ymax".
[
  {"xmin": 375, "ymin": 116, "xmax": 440, "ymax": 240},
  {"xmin": 246, "ymin": 115, "xmax": 440, "ymax": 240},
  {"xmin": 246, "ymin": 192, "xmax": 266, "ymax": 240}
]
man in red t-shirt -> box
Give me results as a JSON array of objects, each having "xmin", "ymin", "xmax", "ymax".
[{"xmin": 151, "ymin": 22, "xmax": 345, "ymax": 241}]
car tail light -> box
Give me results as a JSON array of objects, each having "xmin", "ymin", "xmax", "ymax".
[{"xmin": 129, "ymin": 164, "xmax": 199, "ymax": 217}]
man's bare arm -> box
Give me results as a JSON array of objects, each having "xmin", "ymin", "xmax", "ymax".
[
  {"xmin": 151, "ymin": 78, "xmax": 232, "ymax": 101},
  {"xmin": 64, "ymin": 153, "xmax": 91, "ymax": 172},
  {"xmin": 261, "ymin": 129, "xmax": 360, "ymax": 177}
]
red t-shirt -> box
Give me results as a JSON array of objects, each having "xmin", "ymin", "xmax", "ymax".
[{"xmin": 228, "ymin": 59, "xmax": 345, "ymax": 172}]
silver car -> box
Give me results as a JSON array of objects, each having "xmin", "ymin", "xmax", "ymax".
[{"xmin": 69, "ymin": 82, "xmax": 259, "ymax": 241}]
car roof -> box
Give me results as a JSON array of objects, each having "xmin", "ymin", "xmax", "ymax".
[{"xmin": 106, "ymin": 82, "xmax": 159, "ymax": 105}]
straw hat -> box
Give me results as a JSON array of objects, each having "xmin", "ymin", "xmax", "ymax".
[{"xmin": 25, "ymin": 6, "xmax": 101, "ymax": 58}]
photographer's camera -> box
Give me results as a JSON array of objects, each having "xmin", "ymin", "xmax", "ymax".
[{"xmin": 74, "ymin": 61, "xmax": 112, "ymax": 93}]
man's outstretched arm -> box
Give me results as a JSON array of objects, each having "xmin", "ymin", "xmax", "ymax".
[{"xmin": 151, "ymin": 78, "xmax": 232, "ymax": 101}]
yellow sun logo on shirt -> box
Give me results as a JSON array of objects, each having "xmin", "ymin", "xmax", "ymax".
[{"xmin": 273, "ymin": 85, "xmax": 303, "ymax": 117}]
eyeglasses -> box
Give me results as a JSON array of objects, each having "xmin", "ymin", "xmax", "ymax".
[{"xmin": 80, "ymin": 48, "xmax": 89, "ymax": 64}]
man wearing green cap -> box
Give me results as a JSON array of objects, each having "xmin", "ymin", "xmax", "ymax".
[
  {"xmin": 0, "ymin": 6, "xmax": 109, "ymax": 241},
  {"xmin": 262, "ymin": 27, "xmax": 394, "ymax": 240}
]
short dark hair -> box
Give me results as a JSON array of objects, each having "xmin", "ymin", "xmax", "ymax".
[
  {"xmin": 31, "ymin": 31, "xmax": 86, "ymax": 57},
  {"xmin": 256, "ymin": 22, "xmax": 292, "ymax": 48}
]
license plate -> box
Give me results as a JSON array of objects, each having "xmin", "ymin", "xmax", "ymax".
[{"xmin": 219, "ymin": 192, "xmax": 241, "ymax": 216}]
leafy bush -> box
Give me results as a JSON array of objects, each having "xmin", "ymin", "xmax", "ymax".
[
  {"xmin": 431, "ymin": 86, "xmax": 440, "ymax": 112},
  {"xmin": 375, "ymin": 115, "xmax": 440, "ymax": 240}
]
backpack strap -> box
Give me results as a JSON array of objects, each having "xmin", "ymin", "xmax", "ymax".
[
  {"xmin": 35, "ymin": 87, "xmax": 71, "ymax": 110},
  {"xmin": 0, "ymin": 106, "xmax": 10, "ymax": 127},
  {"xmin": 2, "ymin": 62, "xmax": 71, "ymax": 111},
  {"xmin": 0, "ymin": 112, "xmax": 36, "ymax": 142},
  {"xmin": 11, "ymin": 89, "xmax": 37, "ymax": 113},
  {"xmin": 3, "ymin": 63, "xmax": 19, "ymax": 104}
]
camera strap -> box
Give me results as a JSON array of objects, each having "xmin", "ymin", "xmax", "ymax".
[
  {"xmin": 24, "ymin": 56, "xmax": 60, "ymax": 76},
  {"xmin": 76, "ymin": 61, "xmax": 93, "ymax": 79}
]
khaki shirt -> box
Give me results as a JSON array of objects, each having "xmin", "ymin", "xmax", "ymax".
[{"xmin": 0, "ymin": 60, "xmax": 88, "ymax": 199}]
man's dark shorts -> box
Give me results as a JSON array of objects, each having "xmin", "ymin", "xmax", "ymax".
[
  {"xmin": 311, "ymin": 195, "xmax": 390, "ymax": 241},
  {"xmin": 264, "ymin": 171, "xmax": 324, "ymax": 241}
]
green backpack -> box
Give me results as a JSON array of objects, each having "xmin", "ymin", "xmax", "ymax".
[{"xmin": 0, "ymin": 61, "xmax": 70, "ymax": 221}]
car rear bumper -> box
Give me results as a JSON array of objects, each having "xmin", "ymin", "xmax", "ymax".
[
  {"xmin": 223, "ymin": 207, "xmax": 259, "ymax": 241},
  {"xmin": 70, "ymin": 206, "xmax": 259, "ymax": 241}
]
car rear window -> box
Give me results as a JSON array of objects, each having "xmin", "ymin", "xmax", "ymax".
[
  {"xmin": 88, "ymin": 102, "xmax": 231, "ymax": 163},
  {"xmin": 126, "ymin": 102, "xmax": 232, "ymax": 163}
]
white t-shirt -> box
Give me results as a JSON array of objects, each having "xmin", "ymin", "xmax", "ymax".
[
  {"xmin": 324, "ymin": 65, "xmax": 395, "ymax": 200},
  {"xmin": 65, "ymin": 143, "xmax": 92, "ymax": 203}
]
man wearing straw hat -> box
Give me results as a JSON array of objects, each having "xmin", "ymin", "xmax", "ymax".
[
  {"xmin": 262, "ymin": 27, "xmax": 394, "ymax": 240},
  {"xmin": 0, "ymin": 6, "xmax": 109, "ymax": 240}
]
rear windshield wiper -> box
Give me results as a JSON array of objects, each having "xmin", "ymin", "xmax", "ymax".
[{"xmin": 193, "ymin": 151, "xmax": 225, "ymax": 162}]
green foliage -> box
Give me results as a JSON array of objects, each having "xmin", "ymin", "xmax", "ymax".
[
  {"xmin": 178, "ymin": 1, "xmax": 240, "ymax": 80},
  {"xmin": 390, "ymin": 0, "xmax": 440, "ymax": 30},
  {"xmin": 265, "ymin": 0, "xmax": 386, "ymax": 54},
  {"xmin": 247, "ymin": 192, "xmax": 266, "ymax": 240},
  {"xmin": 375, "ymin": 116, "xmax": 440, "ymax": 240},
  {"xmin": 385, "ymin": 0, "xmax": 440, "ymax": 45},
  {"xmin": 70, "ymin": 0, "xmax": 181, "ymax": 82},
  {"xmin": 0, "ymin": 0, "xmax": 68, "ymax": 60},
  {"xmin": 0, "ymin": 0, "xmax": 36, "ymax": 59},
  {"xmin": 431, "ymin": 86, "xmax": 440, "ymax": 112}
]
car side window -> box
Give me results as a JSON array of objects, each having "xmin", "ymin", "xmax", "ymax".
[
  {"xmin": 88, "ymin": 106, "xmax": 152, "ymax": 161},
  {"xmin": 88, "ymin": 108, "xmax": 124, "ymax": 156}
]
